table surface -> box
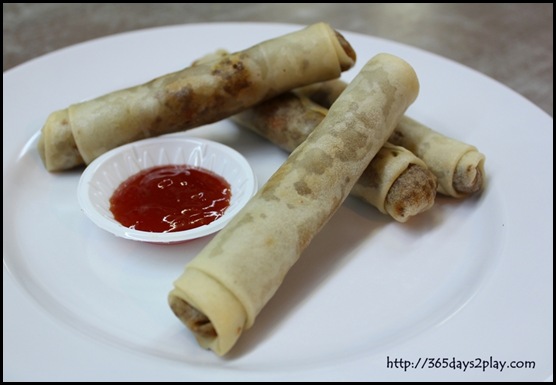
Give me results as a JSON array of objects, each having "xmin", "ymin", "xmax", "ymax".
[{"xmin": 3, "ymin": 3, "xmax": 553, "ymax": 117}]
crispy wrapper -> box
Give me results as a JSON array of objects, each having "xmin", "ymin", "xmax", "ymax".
[
  {"xmin": 37, "ymin": 22, "xmax": 356, "ymax": 171},
  {"xmin": 300, "ymin": 79, "xmax": 486, "ymax": 198},
  {"xmin": 233, "ymin": 92, "xmax": 436, "ymax": 222},
  {"xmin": 168, "ymin": 53, "xmax": 420, "ymax": 355}
]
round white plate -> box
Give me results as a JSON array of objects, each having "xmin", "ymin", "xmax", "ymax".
[{"xmin": 3, "ymin": 22, "xmax": 553, "ymax": 381}]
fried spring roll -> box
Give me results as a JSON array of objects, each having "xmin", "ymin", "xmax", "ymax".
[
  {"xmin": 38, "ymin": 22, "xmax": 356, "ymax": 171},
  {"xmin": 389, "ymin": 116, "xmax": 485, "ymax": 197},
  {"xmin": 296, "ymin": 79, "xmax": 347, "ymax": 108},
  {"xmin": 232, "ymin": 92, "xmax": 436, "ymax": 222},
  {"xmin": 168, "ymin": 53, "xmax": 420, "ymax": 355},
  {"xmin": 299, "ymin": 79, "xmax": 486, "ymax": 197}
]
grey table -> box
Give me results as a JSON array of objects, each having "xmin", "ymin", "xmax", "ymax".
[{"xmin": 4, "ymin": 3, "xmax": 552, "ymax": 116}]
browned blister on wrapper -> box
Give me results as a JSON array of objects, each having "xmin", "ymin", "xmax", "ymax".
[
  {"xmin": 168, "ymin": 53, "xmax": 420, "ymax": 355},
  {"xmin": 37, "ymin": 22, "xmax": 355, "ymax": 171}
]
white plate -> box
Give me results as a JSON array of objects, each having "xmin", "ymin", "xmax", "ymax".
[{"xmin": 3, "ymin": 22, "xmax": 553, "ymax": 381}]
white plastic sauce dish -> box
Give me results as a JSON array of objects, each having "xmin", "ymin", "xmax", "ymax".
[{"xmin": 77, "ymin": 135, "xmax": 257, "ymax": 244}]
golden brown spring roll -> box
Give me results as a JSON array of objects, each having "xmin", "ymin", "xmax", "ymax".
[
  {"xmin": 38, "ymin": 22, "xmax": 356, "ymax": 171},
  {"xmin": 299, "ymin": 79, "xmax": 486, "ymax": 197},
  {"xmin": 389, "ymin": 116, "xmax": 485, "ymax": 197},
  {"xmin": 168, "ymin": 53, "xmax": 420, "ymax": 355},
  {"xmin": 232, "ymin": 92, "xmax": 437, "ymax": 222}
]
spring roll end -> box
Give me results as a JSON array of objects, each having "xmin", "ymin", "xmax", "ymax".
[
  {"xmin": 451, "ymin": 150, "xmax": 486, "ymax": 197},
  {"xmin": 38, "ymin": 109, "xmax": 84, "ymax": 172},
  {"xmin": 384, "ymin": 163, "xmax": 438, "ymax": 222},
  {"xmin": 169, "ymin": 268, "xmax": 248, "ymax": 356},
  {"xmin": 332, "ymin": 29, "xmax": 356, "ymax": 70}
]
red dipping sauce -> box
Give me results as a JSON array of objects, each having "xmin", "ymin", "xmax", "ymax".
[{"xmin": 109, "ymin": 165, "xmax": 231, "ymax": 233}]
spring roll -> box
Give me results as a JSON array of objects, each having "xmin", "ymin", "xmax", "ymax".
[
  {"xmin": 296, "ymin": 78, "xmax": 347, "ymax": 108},
  {"xmin": 232, "ymin": 92, "xmax": 437, "ymax": 222},
  {"xmin": 37, "ymin": 22, "xmax": 356, "ymax": 171},
  {"xmin": 389, "ymin": 116, "xmax": 485, "ymax": 197},
  {"xmin": 299, "ymin": 79, "xmax": 486, "ymax": 197},
  {"xmin": 168, "ymin": 53, "xmax": 420, "ymax": 355}
]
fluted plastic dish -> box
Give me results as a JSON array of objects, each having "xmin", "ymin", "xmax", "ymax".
[{"xmin": 77, "ymin": 135, "xmax": 257, "ymax": 243}]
